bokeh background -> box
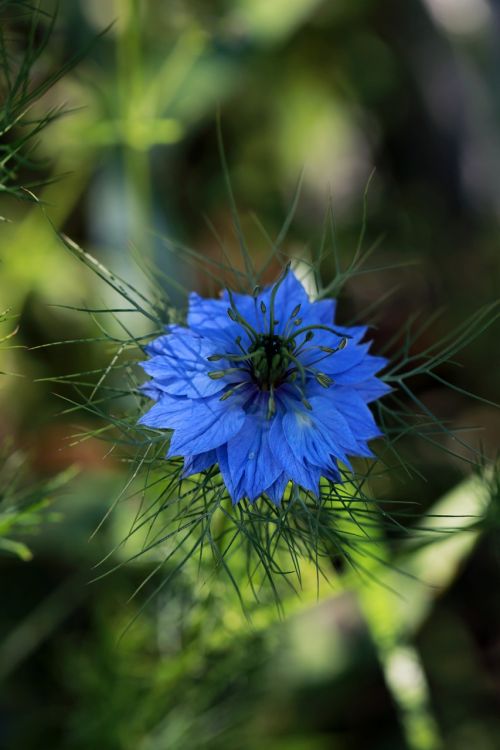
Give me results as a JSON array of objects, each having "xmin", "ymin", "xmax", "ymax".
[{"xmin": 0, "ymin": 1, "xmax": 499, "ymax": 748}]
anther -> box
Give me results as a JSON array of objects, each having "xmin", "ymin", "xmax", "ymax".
[
  {"xmin": 208, "ymin": 369, "xmax": 237, "ymax": 379},
  {"xmin": 219, "ymin": 382, "xmax": 247, "ymax": 400},
  {"xmin": 316, "ymin": 372, "xmax": 333, "ymax": 388}
]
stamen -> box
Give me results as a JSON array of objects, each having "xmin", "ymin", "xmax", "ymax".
[
  {"xmin": 208, "ymin": 368, "xmax": 239, "ymax": 379},
  {"xmin": 226, "ymin": 288, "xmax": 259, "ymax": 342},
  {"xmin": 304, "ymin": 338, "xmax": 348, "ymax": 368},
  {"xmin": 292, "ymin": 323, "xmax": 351, "ymax": 339},
  {"xmin": 234, "ymin": 336, "xmax": 246, "ymax": 355},
  {"xmin": 219, "ymin": 381, "xmax": 247, "ymax": 401},
  {"xmin": 292, "ymin": 330, "xmax": 314, "ymax": 358},
  {"xmin": 315, "ymin": 372, "xmax": 333, "ymax": 388},
  {"xmin": 286, "ymin": 351, "xmax": 307, "ymax": 387},
  {"xmin": 226, "ymin": 307, "xmax": 259, "ymax": 342},
  {"xmin": 209, "ymin": 350, "xmax": 264, "ymax": 363},
  {"xmin": 282, "ymin": 301, "xmax": 304, "ymax": 339},
  {"xmin": 287, "ymin": 377, "xmax": 310, "ymax": 406}
]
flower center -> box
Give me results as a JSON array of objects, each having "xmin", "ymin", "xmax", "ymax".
[
  {"xmin": 207, "ymin": 268, "xmax": 350, "ymax": 418},
  {"xmin": 248, "ymin": 334, "xmax": 295, "ymax": 390}
]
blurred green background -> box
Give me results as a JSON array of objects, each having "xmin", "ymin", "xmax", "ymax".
[{"xmin": 0, "ymin": 1, "xmax": 499, "ymax": 748}]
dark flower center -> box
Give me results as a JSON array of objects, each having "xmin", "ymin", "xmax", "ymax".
[{"xmin": 248, "ymin": 334, "xmax": 296, "ymax": 390}]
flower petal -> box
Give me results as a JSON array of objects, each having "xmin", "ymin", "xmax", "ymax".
[
  {"xmin": 257, "ymin": 270, "xmax": 312, "ymax": 335},
  {"xmin": 224, "ymin": 414, "xmax": 283, "ymax": 502},
  {"xmin": 264, "ymin": 474, "xmax": 289, "ymax": 504},
  {"xmin": 268, "ymin": 411, "xmax": 322, "ymax": 493},
  {"xmin": 187, "ymin": 292, "xmax": 243, "ymax": 347},
  {"xmin": 328, "ymin": 387, "xmax": 383, "ymax": 441},
  {"xmin": 182, "ymin": 450, "xmax": 217, "ymax": 477},
  {"xmin": 353, "ymin": 377, "xmax": 392, "ymax": 403},
  {"xmin": 330, "ymin": 355, "xmax": 388, "ymax": 385},
  {"xmin": 141, "ymin": 328, "xmax": 237, "ymax": 398},
  {"xmin": 139, "ymin": 393, "xmax": 246, "ymax": 456}
]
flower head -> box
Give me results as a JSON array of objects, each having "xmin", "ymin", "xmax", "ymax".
[{"xmin": 139, "ymin": 269, "xmax": 389, "ymax": 504}]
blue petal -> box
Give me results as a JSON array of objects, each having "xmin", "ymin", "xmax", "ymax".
[
  {"xmin": 323, "ymin": 460, "xmax": 341, "ymax": 483},
  {"xmin": 141, "ymin": 328, "xmax": 238, "ymax": 398},
  {"xmin": 328, "ymin": 387, "xmax": 383, "ymax": 441},
  {"xmin": 353, "ymin": 377, "xmax": 391, "ymax": 403},
  {"xmin": 257, "ymin": 270, "xmax": 312, "ymax": 336},
  {"xmin": 139, "ymin": 392, "xmax": 246, "ymax": 456},
  {"xmin": 187, "ymin": 292, "xmax": 244, "ymax": 347},
  {"xmin": 182, "ymin": 450, "xmax": 217, "ymax": 477},
  {"xmin": 268, "ymin": 411, "xmax": 322, "ymax": 493},
  {"xmin": 216, "ymin": 445, "xmax": 240, "ymax": 503},
  {"xmin": 314, "ymin": 298, "xmax": 337, "ymax": 325},
  {"xmin": 305, "ymin": 342, "xmax": 370, "ymax": 375},
  {"xmin": 139, "ymin": 382, "xmax": 162, "ymax": 401},
  {"xmin": 221, "ymin": 290, "xmax": 263, "ymax": 334},
  {"xmin": 330, "ymin": 355, "xmax": 388, "ymax": 385},
  {"xmin": 281, "ymin": 404, "xmax": 352, "ymax": 469},
  {"xmin": 144, "ymin": 325, "xmax": 185, "ymax": 355},
  {"xmin": 306, "ymin": 395, "xmax": 363, "ymax": 461},
  {"xmin": 169, "ymin": 400, "xmax": 246, "ymax": 457},
  {"xmin": 265, "ymin": 474, "xmax": 289, "ymax": 505},
  {"xmin": 329, "ymin": 324, "xmax": 369, "ymax": 344},
  {"xmin": 138, "ymin": 392, "xmax": 183, "ymax": 429},
  {"xmin": 224, "ymin": 414, "xmax": 283, "ymax": 502}
]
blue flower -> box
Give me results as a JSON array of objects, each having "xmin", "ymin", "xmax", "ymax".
[{"xmin": 139, "ymin": 269, "xmax": 389, "ymax": 504}]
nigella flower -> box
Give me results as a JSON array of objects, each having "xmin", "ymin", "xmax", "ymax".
[{"xmin": 138, "ymin": 268, "xmax": 389, "ymax": 504}]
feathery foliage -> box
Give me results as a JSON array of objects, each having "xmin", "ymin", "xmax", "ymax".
[{"xmin": 0, "ymin": 0, "xmax": 97, "ymax": 204}]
